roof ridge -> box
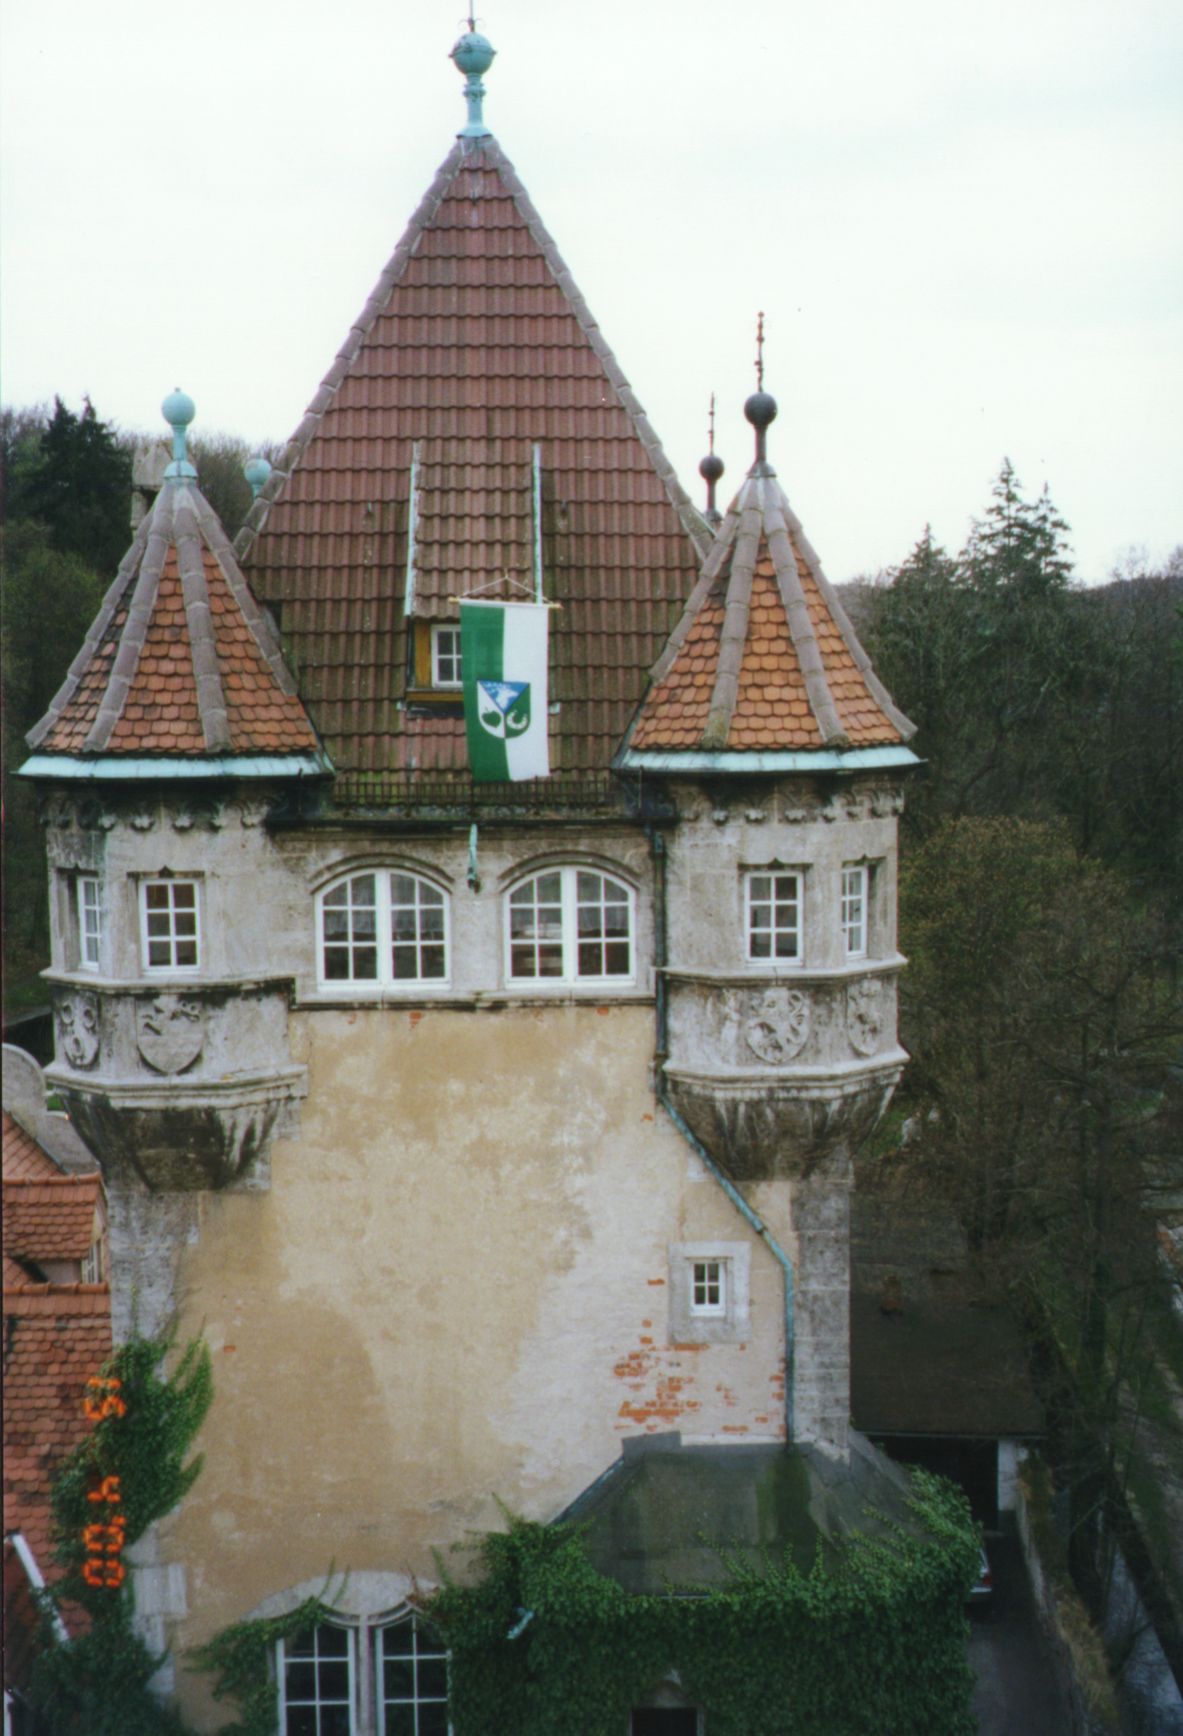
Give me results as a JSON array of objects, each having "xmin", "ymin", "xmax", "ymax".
[
  {"xmin": 702, "ymin": 492, "xmax": 762, "ymax": 749},
  {"xmin": 778, "ymin": 497, "xmax": 916, "ymax": 742},
  {"xmin": 3, "ymin": 1174, "xmax": 101, "ymax": 1191},
  {"xmin": 174, "ymin": 489, "xmax": 232, "ymax": 751},
  {"xmin": 25, "ymin": 513, "xmax": 152, "ymax": 750},
  {"xmin": 233, "ymin": 144, "xmax": 468, "ymax": 565},
  {"xmin": 761, "ymin": 484, "xmax": 848, "ymax": 748}
]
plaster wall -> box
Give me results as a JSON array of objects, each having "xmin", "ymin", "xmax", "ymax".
[{"xmin": 163, "ymin": 1002, "xmax": 790, "ymax": 1722}]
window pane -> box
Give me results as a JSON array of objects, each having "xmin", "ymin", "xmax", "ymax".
[
  {"xmin": 419, "ymin": 1706, "xmax": 449, "ymax": 1736},
  {"xmin": 324, "ymin": 910, "xmax": 349, "ymax": 941},
  {"xmin": 286, "ymin": 1661, "xmax": 317, "ymax": 1699},
  {"xmin": 353, "ymin": 947, "xmax": 378, "ymax": 979},
  {"xmin": 384, "ymin": 1656, "xmax": 415, "ymax": 1696},
  {"xmin": 321, "ymin": 1707, "xmax": 351, "ymax": 1736},
  {"xmin": 148, "ymin": 940, "xmax": 171, "ymax": 967},
  {"xmin": 145, "ymin": 884, "xmax": 170, "ymax": 911},
  {"xmin": 421, "ymin": 946, "xmax": 446, "ymax": 979},
  {"xmin": 324, "ymin": 949, "xmax": 350, "ymax": 980},
  {"xmin": 287, "ymin": 1708, "xmax": 317, "ymax": 1736},
  {"xmin": 385, "ymin": 1710, "xmax": 414, "ymax": 1736},
  {"xmin": 176, "ymin": 939, "xmax": 198, "ymax": 967},
  {"xmin": 418, "ymin": 1656, "xmax": 448, "ymax": 1697},
  {"xmin": 319, "ymin": 1661, "xmax": 349, "ymax": 1697}
]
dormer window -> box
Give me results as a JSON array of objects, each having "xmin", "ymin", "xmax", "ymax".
[
  {"xmin": 430, "ymin": 624, "xmax": 463, "ymax": 689},
  {"xmin": 745, "ymin": 871, "xmax": 802, "ymax": 966}
]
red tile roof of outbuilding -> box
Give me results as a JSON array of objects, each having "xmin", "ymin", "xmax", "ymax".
[
  {"xmin": 4, "ymin": 1175, "xmax": 102, "ymax": 1264},
  {"xmin": 234, "ymin": 136, "xmax": 710, "ymax": 792}
]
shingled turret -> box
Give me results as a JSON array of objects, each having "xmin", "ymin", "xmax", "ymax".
[
  {"xmin": 25, "ymin": 393, "xmax": 325, "ymax": 778},
  {"xmin": 21, "ymin": 397, "xmax": 320, "ymax": 1208}
]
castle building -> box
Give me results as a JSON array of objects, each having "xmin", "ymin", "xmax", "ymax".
[{"xmin": 21, "ymin": 29, "xmax": 933, "ymax": 1733}]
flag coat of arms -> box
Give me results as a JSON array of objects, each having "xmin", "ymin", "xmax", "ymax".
[{"xmin": 459, "ymin": 600, "xmax": 551, "ymax": 782}]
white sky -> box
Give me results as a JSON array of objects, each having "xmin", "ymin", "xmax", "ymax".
[{"xmin": 2, "ymin": 0, "xmax": 1180, "ymax": 581}]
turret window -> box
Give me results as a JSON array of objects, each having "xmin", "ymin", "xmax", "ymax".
[
  {"xmin": 745, "ymin": 871, "xmax": 801, "ymax": 965},
  {"xmin": 506, "ymin": 867, "xmax": 633, "ymax": 984},
  {"xmin": 841, "ymin": 864, "xmax": 869, "ymax": 959},
  {"xmin": 141, "ymin": 878, "xmax": 200, "ymax": 973},
  {"xmin": 318, "ymin": 870, "xmax": 449, "ymax": 989},
  {"xmin": 78, "ymin": 876, "xmax": 103, "ymax": 970}
]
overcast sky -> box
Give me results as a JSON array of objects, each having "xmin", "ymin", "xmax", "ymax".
[{"xmin": 2, "ymin": 0, "xmax": 1180, "ymax": 581}]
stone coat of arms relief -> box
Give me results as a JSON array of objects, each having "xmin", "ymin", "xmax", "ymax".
[
  {"xmin": 136, "ymin": 995, "xmax": 205, "ymax": 1075},
  {"xmin": 744, "ymin": 986, "xmax": 811, "ymax": 1065},
  {"xmin": 846, "ymin": 978, "xmax": 885, "ymax": 1057},
  {"xmin": 57, "ymin": 991, "xmax": 101, "ymax": 1069}
]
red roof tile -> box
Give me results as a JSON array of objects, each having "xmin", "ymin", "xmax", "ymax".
[
  {"xmin": 4, "ymin": 1176, "xmax": 103, "ymax": 1264},
  {"xmin": 235, "ymin": 138, "xmax": 709, "ymax": 790},
  {"xmin": 2, "ymin": 1285, "xmax": 112, "ymax": 1570},
  {"xmin": 625, "ymin": 466, "xmax": 914, "ymax": 757},
  {"xmin": 28, "ymin": 484, "xmax": 324, "ymax": 765}
]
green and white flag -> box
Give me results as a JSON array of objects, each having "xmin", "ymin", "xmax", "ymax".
[{"xmin": 460, "ymin": 600, "xmax": 550, "ymax": 782}]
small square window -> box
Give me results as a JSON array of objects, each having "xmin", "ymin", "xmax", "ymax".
[
  {"xmin": 745, "ymin": 871, "xmax": 801, "ymax": 965},
  {"xmin": 691, "ymin": 1259, "xmax": 725, "ymax": 1315},
  {"xmin": 140, "ymin": 878, "xmax": 200, "ymax": 973},
  {"xmin": 669, "ymin": 1243, "xmax": 750, "ymax": 1344}
]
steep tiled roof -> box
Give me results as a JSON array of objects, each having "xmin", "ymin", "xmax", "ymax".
[
  {"xmin": 3, "ymin": 1109, "xmax": 62, "ymax": 1182},
  {"xmin": 4, "ymin": 1175, "xmax": 102, "ymax": 1264},
  {"xmin": 2, "ymin": 1285, "xmax": 112, "ymax": 1571},
  {"xmin": 234, "ymin": 136, "xmax": 709, "ymax": 791},
  {"xmin": 26, "ymin": 480, "xmax": 326, "ymax": 766},
  {"xmin": 624, "ymin": 464, "xmax": 915, "ymax": 757}
]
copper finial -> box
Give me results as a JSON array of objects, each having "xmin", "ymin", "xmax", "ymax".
[
  {"xmin": 698, "ymin": 392, "xmax": 725, "ymax": 525},
  {"xmin": 744, "ymin": 313, "xmax": 777, "ymax": 467}
]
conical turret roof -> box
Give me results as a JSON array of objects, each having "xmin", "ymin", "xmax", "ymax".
[
  {"xmin": 25, "ymin": 470, "xmax": 327, "ymax": 777},
  {"xmin": 618, "ymin": 456, "xmax": 916, "ymax": 770}
]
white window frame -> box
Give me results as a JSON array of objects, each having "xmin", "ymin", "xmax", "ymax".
[
  {"xmin": 278, "ymin": 1620, "xmax": 356, "ymax": 1735},
  {"xmin": 690, "ymin": 1258, "xmax": 726, "ymax": 1317},
  {"xmin": 317, "ymin": 869, "xmax": 451, "ymax": 993},
  {"xmin": 841, "ymin": 863, "xmax": 869, "ymax": 960},
  {"xmin": 430, "ymin": 623, "xmax": 463, "ymax": 690},
  {"xmin": 275, "ymin": 1612, "xmax": 450, "ymax": 1736},
  {"xmin": 78, "ymin": 875, "xmax": 103, "ymax": 971},
  {"xmin": 140, "ymin": 877, "xmax": 201, "ymax": 974},
  {"xmin": 505, "ymin": 866, "xmax": 635, "ymax": 987},
  {"xmin": 668, "ymin": 1242, "xmax": 750, "ymax": 1345},
  {"xmin": 377, "ymin": 1612, "xmax": 450, "ymax": 1735},
  {"xmin": 744, "ymin": 870, "xmax": 803, "ymax": 967}
]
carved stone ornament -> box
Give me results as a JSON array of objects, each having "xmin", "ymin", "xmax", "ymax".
[
  {"xmin": 57, "ymin": 991, "xmax": 101, "ymax": 1070},
  {"xmin": 847, "ymin": 979, "xmax": 885, "ymax": 1057},
  {"xmin": 745, "ymin": 986, "xmax": 811, "ymax": 1065},
  {"xmin": 137, "ymin": 995, "xmax": 205, "ymax": 1075}
]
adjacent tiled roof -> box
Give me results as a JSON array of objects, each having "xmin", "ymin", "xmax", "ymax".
[
  {"xmin": 26, "ymin": 479, "xmax": 325, "ymax": 764},
  {"xmin": 234, "ymin": 135, "xmax": 710, "ymax": 788},
  {"xmin": 625, "ymin": 464, "xmax": 916, "ymax": 756},
  {"xmin": 4, "ymin": 1175, "xmax": 102, "ymax": 1264},
  {"xmin": 2, "ymin": 1284, "xmax": 112, "ymax": 1571},
  {"xmin": 3, "ymin": 1109, "xmax": 63, "ymax": 1182}
]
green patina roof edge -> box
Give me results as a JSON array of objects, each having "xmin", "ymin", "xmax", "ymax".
[
  {"xmin": 19, "ymin": 753, "xmax": 332, "ymax": 781},
  {"xmin": 614, "ymin": 745, "xmax": 921, "ymax": 774}
]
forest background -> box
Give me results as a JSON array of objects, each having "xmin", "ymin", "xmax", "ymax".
[{"xmin": 2, "ymin": 394, "xmax": 1181, "ymax": 1712}]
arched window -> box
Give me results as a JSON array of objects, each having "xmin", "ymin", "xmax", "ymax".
[
  {"xmin": 276, "ymin": 1611, "xmax": 449, "ymax": 1735},
  {"xmin": 318, "ymin": 870, "xmax": 449, "ymax": 989},
  {"xmin": 506, "ymin": 866, "xmax": 634, "ymax": 984}
]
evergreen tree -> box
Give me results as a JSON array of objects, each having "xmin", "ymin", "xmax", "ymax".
[{"xmin": 8, "ymin": 395, "xmax": 132, "ymax": 578}]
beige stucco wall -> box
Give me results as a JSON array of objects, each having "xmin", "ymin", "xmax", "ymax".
[{"xmin": 164, "ymin": 1001, "xmax": 787, "ymax": 1725}]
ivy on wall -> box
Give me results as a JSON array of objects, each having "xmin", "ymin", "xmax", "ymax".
[
  {"xmin": 188, "ymin": 1589, "xmax": 342, "ymax": 1736},
  {"xmin": 429, "ymin": 1471, "xmax": 981, "ymax": 1736},
  {"xmin": 29, "ymin": 1331, "xmax": 212, "ymax": 1736}
]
